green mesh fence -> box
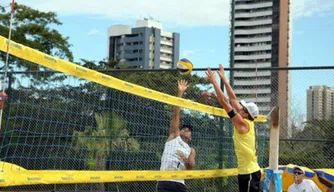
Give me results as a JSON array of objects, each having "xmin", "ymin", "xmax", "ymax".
[
  {"xmin": 0, "ymin": 56, "xmax": 255, "ymax": 191},
  {"xmin": 0, "ymin": 53, "xmax": 333, "ymax": 191}
]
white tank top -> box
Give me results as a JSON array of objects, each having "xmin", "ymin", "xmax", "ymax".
[{"xmin": 160, "ymin": 136, "xmax": 191, "ymax": 184}]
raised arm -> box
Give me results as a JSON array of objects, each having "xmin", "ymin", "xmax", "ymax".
[
  {"xmin": 206, "ymin": 68, "xmax": 232, "ymax": 112},
  {"xmin": 206, "ymin": 68, "xmax": 249, "ymax": 134},
  {"xmin": 217, "ymin": 64, "xmax": 243, "ymax": 112},
  {"xmin": 167, "ymin": 80, "xmax": 188, "ymax": 142}
]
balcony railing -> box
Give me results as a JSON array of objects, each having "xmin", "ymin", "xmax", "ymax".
[
  {"xmin": 234, "ymin": 53, "xmax": 272, "ymax": 60},
  {"xmin": 235, "ymin": 19, "xmax": 272, "ymax": 26},
  {"xmin": 234, "ymin": 70, "xmax": 271, "ymax": 77},
  {"xmin": 235, "ymin": 2, "xmax": 273, "ymax": 10},
  {"xmin": 234, "ymin": 45, "xmax": 272, "ymax": 52},
  {"xmin": 235, "ymin": 27, "xmax": 272, "ymax": 35},
  {"xmin": 235, "ymin": 10, "xmax": 272, "ymax": 18},
  {"xmin": 235, "ymin": 36, "xmax": 272, "ymax": 43}
]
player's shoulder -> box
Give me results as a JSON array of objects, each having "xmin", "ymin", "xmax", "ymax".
[
  {"xmin": 304, "ymin": 179, "xmax": 315, "ymax": 183},
  {"xmin": 301, "ymin": 179, "xmax": 320, "ymax": 190},
  {"xmin": 166, "ymin": 135, "xmax": 181, "ymax": 143},
  {"xmin": 304, "ymin": 179, "xmax": 317, "ymax": 186},
  {"xmin": 287, "ymin": 183, "xmax": 296, "ymax": 191}
]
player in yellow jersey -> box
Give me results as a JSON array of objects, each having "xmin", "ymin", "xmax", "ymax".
[{"xmin": 206, "ymin": 64, "xmax": 261, "ymax": 192}]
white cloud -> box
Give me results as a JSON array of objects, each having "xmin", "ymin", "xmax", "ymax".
[
  {"xmin": 182, "ymin": 50, "xmax": 195, "ymax": 58},
  {"xmin": 15, "ymin": 0, "xmax": 334, "ymax": 26},
  {"xmin": 17, "ymin": 0, "xmax": 231, "ymax": 26},
  {"xmin": 182, "ymin": 49, "xmax": 215, "ymax": 58},
  {"xmin": 87, "ymin": 29, "xmax": 103, "ymax": 36},
  {"xmin": 293, "ymin": 0, "xmax": 334, "ymax": 18}
]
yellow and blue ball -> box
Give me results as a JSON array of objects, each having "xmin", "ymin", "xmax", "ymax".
[{"xmin": 177, "ymin": 58, "xmax": 193, "ymax": 75}]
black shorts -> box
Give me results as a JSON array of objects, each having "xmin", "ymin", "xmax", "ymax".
[
  {"xmin": 157, "ymin": 181, "xmax": 187, "ymax": 192},
  {"xmin": 238, "ymin": 170, "xmax": 261, "ymax": 192}
]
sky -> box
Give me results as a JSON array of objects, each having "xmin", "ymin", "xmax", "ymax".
[
  {"xmin": 5, "ymin": 0, "xmax": 332, "ymax": 67},
  {"xmin": 2, "ymin": 0, "xmax": 334, "ymax": 118}
]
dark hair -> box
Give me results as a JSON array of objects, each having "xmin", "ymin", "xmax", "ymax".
[
  {"xmin": 241, "ymin": 104, "xmax": 255, "ymax": 121},
  {"xmin": 181, "ymin": 123, "xmax": 193, "ymax": 131}
]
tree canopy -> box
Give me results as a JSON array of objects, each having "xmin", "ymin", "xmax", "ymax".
[{"xmin": 0, "ymin": 3, "xmax": 73, "ymax": 71}]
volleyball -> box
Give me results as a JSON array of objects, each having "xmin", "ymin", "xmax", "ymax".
[{"xmin": 177, "ymin": 58, "xmax": 193, "ymax": 75}]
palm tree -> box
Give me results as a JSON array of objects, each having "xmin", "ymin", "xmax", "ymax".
[{"xmin": 72, "ymin": 111, "xmax": 140, "ymax": 191}]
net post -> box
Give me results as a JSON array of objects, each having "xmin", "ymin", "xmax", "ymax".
[{"xmin": 267, "ymin": 106, "xmax": 282, "ymax": 192}]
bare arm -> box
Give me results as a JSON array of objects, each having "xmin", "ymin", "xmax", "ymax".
[
  {"xmin": 177, "ymin": 148, "xmax": 196, "ymax": 170},
  {"xmin": 186, "ymin": 148, "xmax": 196, "ymax": 169},
  {"xmin": 167, "ymin": 80, "xmax": 188, "ymax": 142},
  {"xmin": 218, "ymin": 64, "xmax": 243, "ymax": 111},
  {"xmin": 206, "ymin": 67, "xmax": 249, "ymax": 134}
]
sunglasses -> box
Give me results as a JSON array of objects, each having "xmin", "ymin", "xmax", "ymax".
[{"xmin": 293, "ymin": 171, "xmax": 303, "ymax": 175}]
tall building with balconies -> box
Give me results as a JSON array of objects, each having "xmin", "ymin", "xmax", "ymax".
[
  {"xmin": 307, "ymin": 86, "xmax": 334, "ymax": 121},
  {"xmin": 229, "ymin": 0, "xmax": 291, "ymax": 137},
  {"xmin": 108, "ymin": 19, "xmax": 180, "ymax": 69}
]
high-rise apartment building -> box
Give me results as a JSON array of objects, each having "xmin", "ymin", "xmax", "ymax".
[
  {"xmin": 307, "ymin": 86, "xmax": 334, "ymax": 121},
  {"xmin": 229, "ymin": 0, "xmax": 291, "ymax": 137},
  {"xmin": 107, "ymin": 19, "xmax": 180, "ymax": 69}
]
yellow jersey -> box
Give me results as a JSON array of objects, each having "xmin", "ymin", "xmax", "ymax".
[{"xmin": 233, "ymin": 119, "xmax": 261, "ymax": 174}]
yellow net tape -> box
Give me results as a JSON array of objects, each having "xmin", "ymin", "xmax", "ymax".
[{"xmin": 0, "ymin": 161, "xmax": 238, "ymax": 187}]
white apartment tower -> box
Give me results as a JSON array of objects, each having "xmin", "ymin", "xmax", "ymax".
[
  {"xmin": 107, "ymin": 19, "xmax": 180, "ymax": 69},
  {"xmin": 307, "ymin": 86, "xmax": 334, "ymax": 121},
  {"xmin": 229, "ymin": 0, "xmax": 291, "ymax": 137}
]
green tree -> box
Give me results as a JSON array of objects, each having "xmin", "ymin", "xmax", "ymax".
[
  {"xmin": 73, "ymin": 111, "xmax": 140, "ymax": 191},
  {"xmin": 279, "ymin": 116, "xmax": 334, "ymax": 169},
  {"xmin": 78, "ymin": 58, "xmax": 122, "ymax": 70},
  {"xmin": 0, "ymin": 3, "xmax": 73, "ymax": 70},
  {"xmin": 304, "ymin": 117, "xmax": 334, "ymax": 167},
  {"xmin": 78, "ymin": 58, "xmax": 217, "ymax": 105},
  {"xmin": 73, "ymin": 111, "xmax": 140, "ymax": 170}
]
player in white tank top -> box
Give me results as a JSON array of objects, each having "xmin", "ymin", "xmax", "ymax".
[
  {"xmin": 160, "ymin": 136, "xmax": 191, "ymax": 184},
  {"xmin": 157, "ymin": 80, "xmax": 196, "ymax": 192}
]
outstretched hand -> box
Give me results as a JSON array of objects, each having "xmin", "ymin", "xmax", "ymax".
[
  {"xmin": 178, "ymin": 80, "xmax": 189, "ymax": 93},
  {"xmin": 205, "ymin": 67, "xmax": 217, "ymax": 84},
  {"xmin": 217, "ymin": 64, "xmax": 226, "ymax": 79}
]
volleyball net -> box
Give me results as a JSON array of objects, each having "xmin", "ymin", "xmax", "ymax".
[{"xmin": 0, "ymin": 35, "xmax": 270, "ymax": 191}]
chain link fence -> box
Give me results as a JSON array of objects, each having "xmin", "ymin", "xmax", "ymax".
[{"xmin": 0, "ymin": 57, "xmax": 333, "ymax": 191}]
